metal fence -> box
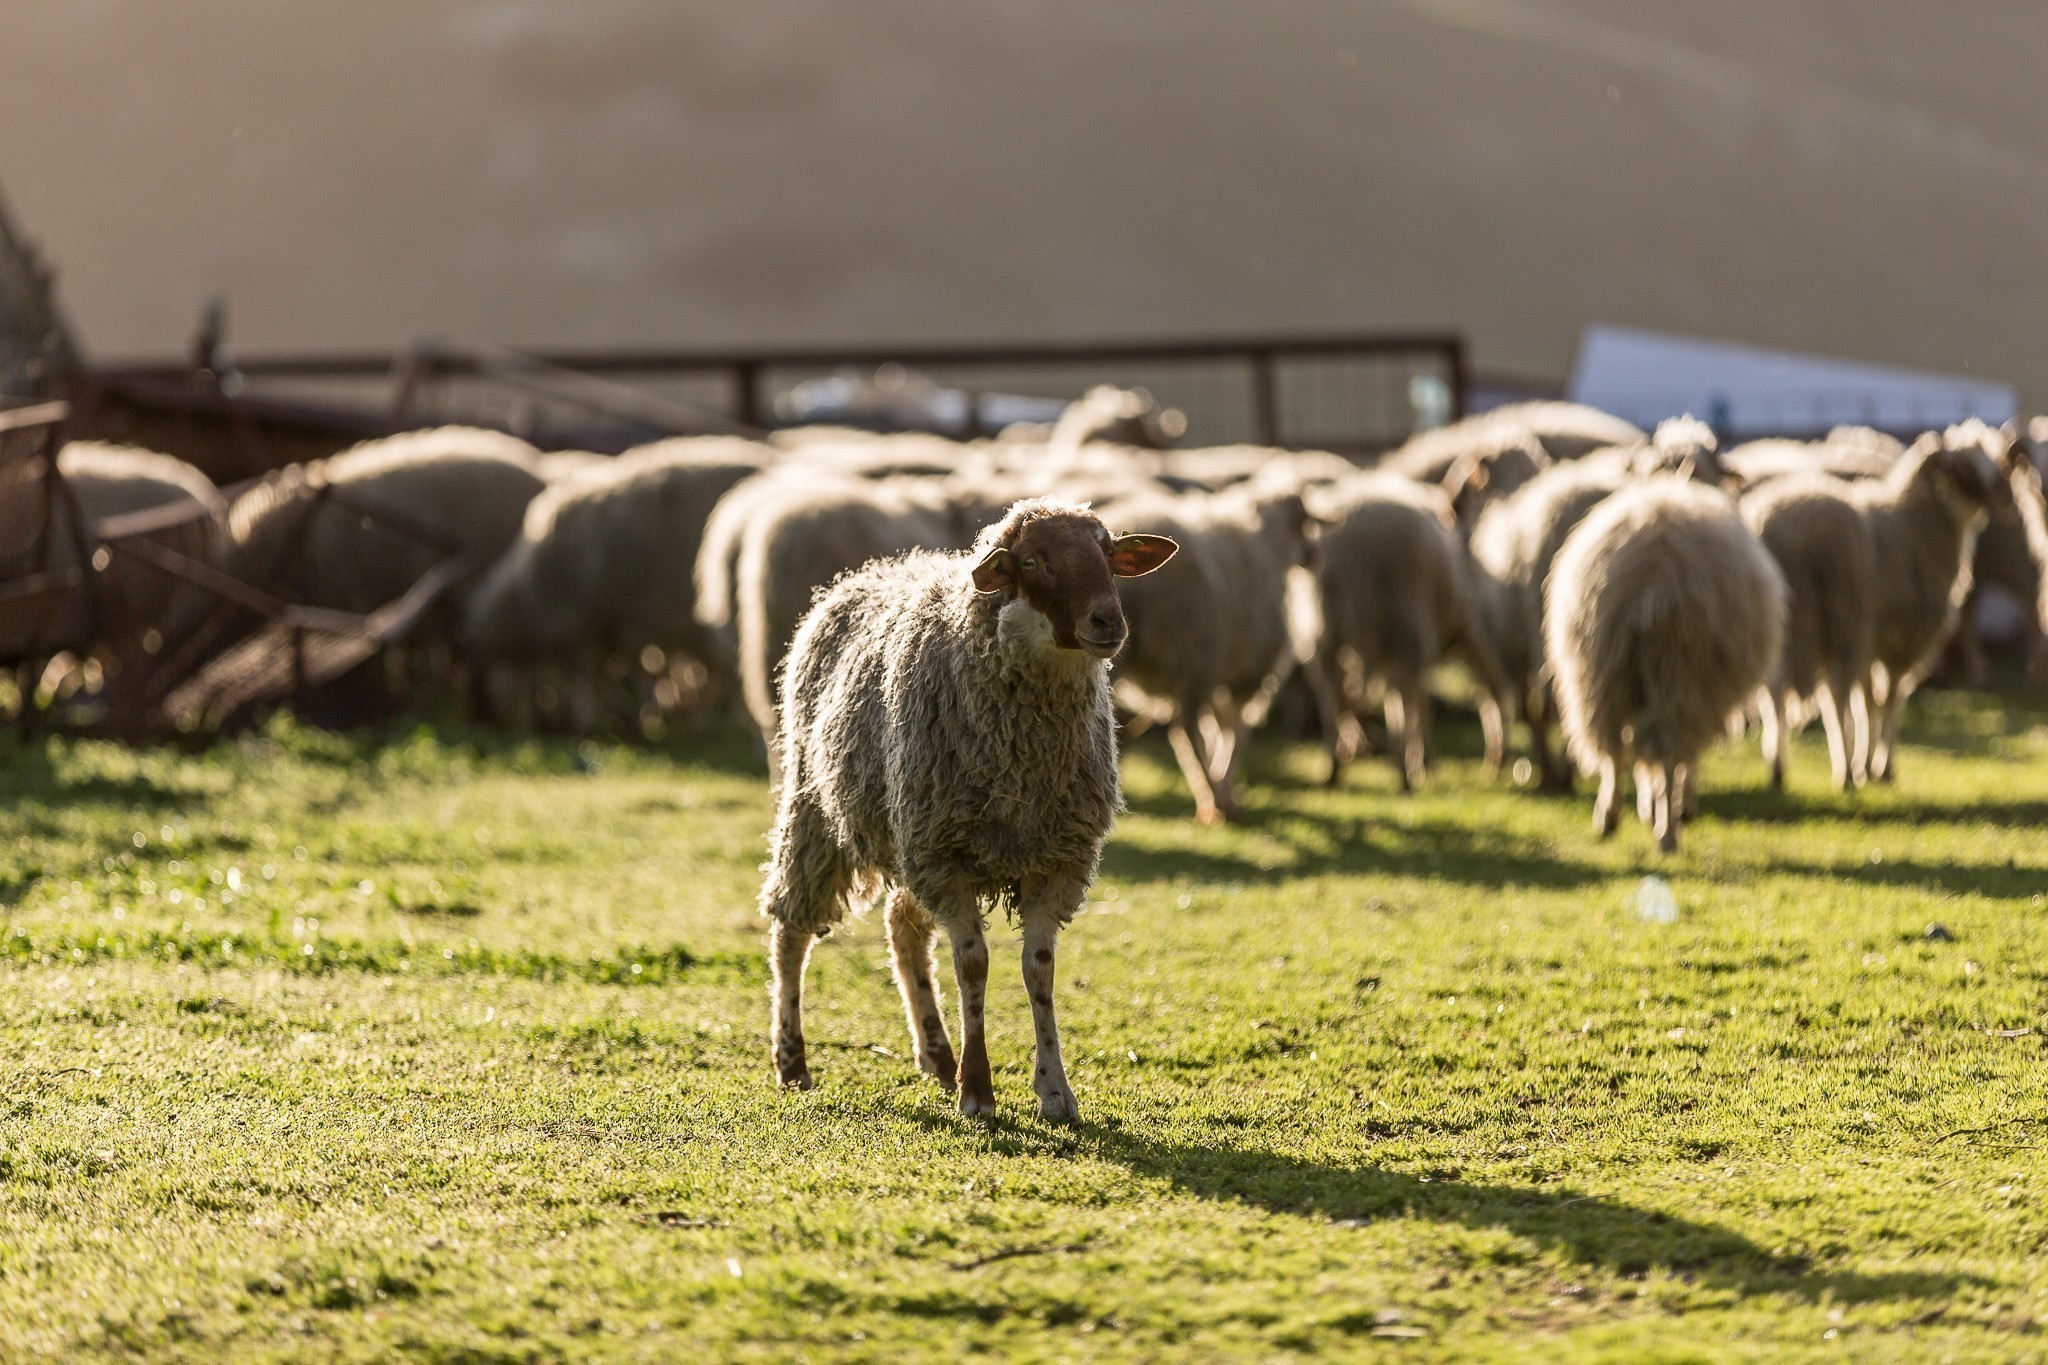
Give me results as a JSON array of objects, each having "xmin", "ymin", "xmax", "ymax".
[{"xmin": 111, "ymin": 332, "xmax": 1465, "ymax": 457}]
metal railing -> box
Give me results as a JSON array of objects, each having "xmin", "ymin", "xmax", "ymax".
[{"xmin": 100, "ymin": 331, "xmax": 1467, "ymax": 456}]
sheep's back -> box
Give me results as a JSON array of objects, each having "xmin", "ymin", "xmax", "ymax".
[{"xmin": 1547, "ymin": 482, "xmax": 1784, "ymax": 767}]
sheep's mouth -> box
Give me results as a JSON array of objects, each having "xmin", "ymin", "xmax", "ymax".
[{"xmin": 1075, "ymin": 631, "xmax": 1125, "ymax": 658}]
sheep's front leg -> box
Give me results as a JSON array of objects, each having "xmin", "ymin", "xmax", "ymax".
[
  {"xmin": 768, "ymin": 921, "xmax": 815, "ymax": 1089},
  {"xmin": 885, "ymin": 889, "xmax": 956, "ymax": 1089},
  {"xmin": 945, "ymin": 922, "xmax": 996, "ymax": 1117},
  {"xmin": 1019, "ymin": 887, "xmax": 1082, "ymax": 1122},
  {"xmin": 1166, "ymin": 720, "xmax": 1229, "ymax": 824},
  {"xmin": 1872, "ymin": 685, "xmax": 1905, "ymax": 784}
]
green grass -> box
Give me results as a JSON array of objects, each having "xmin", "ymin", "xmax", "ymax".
[{"xmin": 3, "ymin": 688, "xmax": 2047, "ymax": 1361}]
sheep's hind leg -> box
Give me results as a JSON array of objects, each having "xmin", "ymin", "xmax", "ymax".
[
  {"xmin": 1592, "ymin": 758, "xmax": 1620, "ymax": 837},
  {"xmin": 1817, "ymin": 682, "xmax": 1854, "ymax": 792},
  {"xmin": 1653, "ymin": 760, "xmax": 1680, "ymax": 853},
  {"xmin": 941, "ymin": 913, "xmax": 997, "ymax": 1117},
  {"xmin": 1019, "ymin": 881, "xmax": 1083, "ymax": 1122},
  {"xmin": 768, "ymin": 921, "xmax": 816, "ymax": 1089},
  {"xmin": 1757, "ymin": 685, "xmax": 1787, "ymax": 790},
  {"xmin": 885, "ymin": 888, "xmax": 956, "ymax": 1090}
]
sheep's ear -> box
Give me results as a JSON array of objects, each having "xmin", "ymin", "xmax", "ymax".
[
  {"xmin": 970, "ymin": 546, "xmax": 1014, "ymax": 594},
  {"xmin": 1109, "ymin": 533, "xmax": 1177, "ymax": 577},
  {"xmin": 1998, "ymin": 432, "xmax": 2032, "ymax": 475}
]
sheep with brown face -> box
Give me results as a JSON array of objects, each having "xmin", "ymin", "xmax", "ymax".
[{"xmin": 760, "ymin": 498, "xmax": 1174, "ymax": 1119}]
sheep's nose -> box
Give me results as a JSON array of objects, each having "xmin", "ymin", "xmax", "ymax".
[{"xmin": 1087, "ymin": 608, "xmax": 1123, "ymax": 638}]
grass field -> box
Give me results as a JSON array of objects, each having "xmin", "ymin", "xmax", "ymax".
[{"xmin": 4, "ymin": 686, "xmax": 2047, "ymax": 1361}]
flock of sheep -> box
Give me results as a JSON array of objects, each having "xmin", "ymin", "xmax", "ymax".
[
  {"xmin": 12, "ymin": 388, "xmax": 2048, "ymax": 858},
  {"xmin": 14, "ymin": 386, "xmax": 2048, "ymax": 1114}
]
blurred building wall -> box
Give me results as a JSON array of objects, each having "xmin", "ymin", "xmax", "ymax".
[{"xmin": 2, "ymin": 1, "xmax": 2044, "ymax": 408}]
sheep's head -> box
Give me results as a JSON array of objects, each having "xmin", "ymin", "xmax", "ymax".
[
  {"xmin": 1441, "ymin": 426, "xmax": 1549, "ymax": 530},
  {"xmin": 971, "ymin": 501, "xmax": 1176, "ymax": 658},
  {"xmin": 1907, "ymin": 430, "xmax": 2004, "ymax": 520}
]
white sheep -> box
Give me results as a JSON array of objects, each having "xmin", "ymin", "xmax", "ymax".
[
  {"xmin": 1854, "ymin": 426, "xmax": 2004, "ymax": 782},
  {"xmin": 761, "ymin": 497, "xmax": 1175, "ymax": 1118},
  {"xmin": 220, "ymin": 426, "xmax": 545, "ymax": 621},
  {"xmin": 460, "ymin": 438, "xmax": 770, "ymax": 726},
  {"xmin": 1308, "ymin": 471, "xmax": 1512, "ymax": 789},
  {"xmin": 1092, "ymin": 484, "xmax": 1321, "ymax": 823},
  {"xmin": 1545, "ymin": 478, "xmax": 1786, "ymax": 852},
  {"xmin": 1740, "ymin": 474, "xmax": 1876, "ymax": 789},
  {"xmin": 1385, "ymin": 401, "xmax": 1645, "ymax": 485}
]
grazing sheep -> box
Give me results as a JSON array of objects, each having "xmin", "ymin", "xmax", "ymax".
[
  {"xmin": 761, "ymin": 498, "xmax": 1175, "ymax": 1116},
  {"xmin": 220, "ymin": 427, "xmax": 545, "ymax": 624},
  {"xmin": 735, "ymin": 476, "xmax": 995, "ymax": 771},
  {"xmin": 1723, "ymin": 431, "xmax": 1898, "ymax": 488},
  {"xmin": 1546, "ymin": 479, "xmax": 1786, "ymax": 852},
  {"xmin": 460, "ymin": 440, "xmax": 771, "ymax": 725},
  {"xmin": 1436, "ymin": 423, "xmax": 1552, "ymax": 530},
  {"xmin": 1048, "ymin": 385, "xmax": 1184, "ymax": 452},
  {"xmin": 536, "ymin": 450, "xmax": 611, "ymax": 484},
  {"xmin": 1095, "ymin": 484, "xmax": 1321, "ymax": 823},
  {"xmin": 1384, "ymin": 401, "xmax": 1644, "ymax": 485},
  {"xmin": 2004, "ymin": 422, "xmax": 2048, "ymax": 649},
  {"xmin": 1, "ymin": 442, "xmax": 225, "ymax": 666},
  {"xmin": 1740, "ymin": 474, "xmax": 1876, "ymax": 790},
  {"xmin": 1309, "ymin": 472, "xmax": 1513, "ymax": 789},
  {"xmin": 1854, "ymin": 427, "xmax": 2004, "ymax": 781},
  {"xmin": 1464, "ymin": 458, "xmax": 1632, "ymax": 788}
]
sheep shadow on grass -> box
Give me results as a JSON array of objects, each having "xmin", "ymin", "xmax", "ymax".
[{"xmin": 907, "ymin": 1112, "xmax": 1976, "ymax": 1306}]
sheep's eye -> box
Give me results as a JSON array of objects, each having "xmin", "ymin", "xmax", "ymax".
[{"xmin": 1022, "ymin": 557, "xmax": 1038, "ymax": 571}]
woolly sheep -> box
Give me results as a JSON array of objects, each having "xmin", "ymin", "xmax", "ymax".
[
  {"xmin": 1464, "ymin": 457, "xmax": 1631, "ymax": 788},
  {"xmin": 1854, "ymin": 427, "xmax": 2004, "ymax": 781},
  {"xmin": 1740, "ymin": 474, "xmax": 1876, "ymax": 790},
  {"xmin": 760, "ymin": 498, "xmax": 1175, "ymax": 1117},
  {"xmin": 1308, "ymin": 472, "xmax": 1513, "ymax": 790},
  {"xmin": 536, "ymin": 450, "xmax": 610, "ymax": 484},
  {"xmin": 2004, "ymin": 423, "xmax": 2048, "ymax": 649},
  {"xmin": 1047, "ymin": 385, "xmax": 1184, "ymax": 452},
  {"xmin": 220, "ymin": 426, "xmax": 545, "ymax": 623},
  {"xmin": 459, "ymin": 439, "xmax": 770, "ymax": 718},
  {"xmin": 734, "ymin": 475, "xmax": 996, "ymax": 770},
  {"xmin": 1, "ymin": 441, "xmax": 225, "ymax": 665},
  {"xmin": 1094, "ymin": 483, "xmax": 1321, "ymax": 823},
  {"xmin": 1546, "ymin": 478, "xmax": 1786, "ymax": 852},
  {"xmin": 1384, "ymin": 401, "xmax": 1645, "ymax": 485}
]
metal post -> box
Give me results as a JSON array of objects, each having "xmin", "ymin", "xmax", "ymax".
[
  {"xmin": 734, "ymin": 362, "xmax": 762, "ymax": 431},
  {"xmin": 1251, "ymin": 351, "xmax": 1280, "ymax": 447}
]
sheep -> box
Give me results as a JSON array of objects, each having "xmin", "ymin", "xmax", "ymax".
[
  {"xmin": 2004, "ymin": 421, "xmax": 2048, "ymax": 650},
  {"xmin": 734, "ymin": 475, "xmax": 997, "ymax": 771},
  {"xmin": 1435, "ymin": 423, "xmax": 1553, "ymax": 530},
  {"xmin": 1853, "ymin": 426, "xmax": 2005, "ymax": 781},
  {"xmin": 536, "ymin": 450, "xmax": 611, "ymax": 484},
  {"xmin": 1308, "ymin": 472, "xmax": 1513, "ymax": 790},
  {"xmin": 1048, "ymin": 384, "xmax": 1185, "ymax": 452},
  {"xmin": 1723, "ymin": 432, "xmax": 1898, "ymax": 488},
  {"xmin": 1740, "ymin": 474, "xmax": 1876, "ymax": 790},
  {"xmin": 1093, "ymin": 483, "xmax": 1321, "ymax": 823},
  {"xmin": 1628, "ymin": 416, "xmax": 1734, "ymax": 486},
  {"xmin": 460, "ymin": 439, "xmax": 771, "ymax": 727},
  {"xmin": 1383, "ymin": 401, "xmax": 1644, "ymax": 485},
  {"xmin": 1463, "ymin": 457, "xmax": 1631, "ymax": 788},
  {"xmin": 219, "ymin": 426, "xmax": 545, "ymax": 621},
  {"xmin": 1546, "ymin": 478, "xmax": 1786, "ymax": 852},
  {"xmin": 1, "ymin": 441, "xmax": 225, "ymax": 676},
  {"xmin": 760, "ymin": 497, "xmax": 1176, "ymax": 1117}
]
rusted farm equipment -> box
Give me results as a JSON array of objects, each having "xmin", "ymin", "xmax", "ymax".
[{"xmin": 0, "ymin": 400, "xmax": 483, "ymax": 736}]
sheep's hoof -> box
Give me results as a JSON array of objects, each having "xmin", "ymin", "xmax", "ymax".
[
  {"xmin": 1658, "ymin": 827, "xmax": 1680, "ymax": 854},
  {"xmin": 958, "ymin": 1089, "xmax": 998, "ymax": 1119},
  {"xmin": 1194, "ymin": 806, "xmax": 1226, "ymax": 827},
  {"xmin": 776, "ymin": 1064, "xmax": 814, "ymax": 1091},
  {"xmin": 1035, "ymin": 1088, "xmax": 1079, "ymax": 1123}
]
